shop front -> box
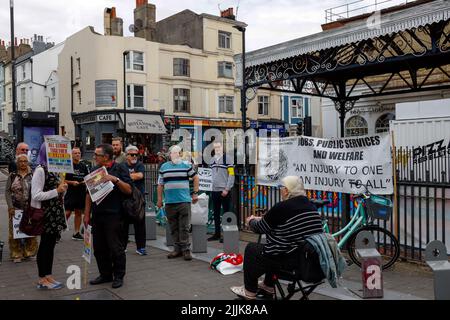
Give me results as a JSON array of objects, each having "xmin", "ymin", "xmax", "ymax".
[{"xmin": 73, "ymin": 110, "xmax": 167, "ymax": 163}]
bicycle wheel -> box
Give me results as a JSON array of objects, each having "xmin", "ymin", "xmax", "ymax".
[{"xmin": 347, "ymin": 225, "xmax": 400, "ymax": 270}]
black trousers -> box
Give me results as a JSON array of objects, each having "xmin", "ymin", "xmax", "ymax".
[
  {"xmin": 123, "ymin": 216, "xmax": 146, "ymax": 250},
  {"xmin": 37, "ymin": 232, "xmax": 58, "ymax": 278},
  {"xmin": 92, "ymin": 214, "xmax": 126, "ymax": 280},
  {"xmin": 243, "ymin": 243, "xmax": 300, "ymax": 293},
  {"xmin": 211, "ymin": 191, "xmax": 232, "ymax": 235}
]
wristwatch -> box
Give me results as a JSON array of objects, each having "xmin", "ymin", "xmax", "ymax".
[
  {"xmin": 114, "ymin": 177, "xmax": 120, "ymax": 185},
  {"xmin": 192, "ymin": 191, "xmax": 199, "ymax": 195}
]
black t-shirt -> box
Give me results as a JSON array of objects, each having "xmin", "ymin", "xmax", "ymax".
[
  {"xmin": 91, "ymin": 162, "xmax": 133, "ymax": 216},
  {"xmin": 122, "ymin": 161, "xmax": 145, "ymax": 196},
  {"xmin": 65, "ymin": 162, "xmax": 90, "ymax": 198}
]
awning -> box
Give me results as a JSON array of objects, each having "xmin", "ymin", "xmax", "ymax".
[{"xmin": 118, "ymin": 113, "xmax": 167, "ymax": 134}]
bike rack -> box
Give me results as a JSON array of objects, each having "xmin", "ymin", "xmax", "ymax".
[
  {"xmin": 222, "ymin": 212, "xmax": 239, "ymax": 254},
  {"xmin": 425, "ymin": 241, "xmax": 450, "ymax": 300},
  {"xmin": 355, "ymin": 231, "xmax": 384, "ymax": 299}
]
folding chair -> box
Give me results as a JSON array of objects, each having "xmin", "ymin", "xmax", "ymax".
[{"xmin": 266, "ymin": 241, "xmax": 325, "ymax": 300}]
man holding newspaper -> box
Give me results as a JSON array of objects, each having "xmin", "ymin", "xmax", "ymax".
[{"xmin": 84, "ymin": 144, "xmax": 132, "ymax": 289}]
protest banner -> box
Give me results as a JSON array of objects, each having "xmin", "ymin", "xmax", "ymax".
[
  {"xmin": 84, "ymin": 167, "xmax": 114, "ymax": 204},
  {"xmin": 82, "ymin": 225, "xmax": 93, "ymax": 264},
  {"xmin": 198, "ymin": 168, "xmax": 213, "ymax": 192},
  {"xmin": 258, "ymin": 135, "xmax": 393, "ymax": 195},
  {"xmin": 13, "ymin": 210, "xmax": 33, "ymax": 240},
  {"xmin": 44, "ymin": 135, "xmax": 74, "ymax": 174}
]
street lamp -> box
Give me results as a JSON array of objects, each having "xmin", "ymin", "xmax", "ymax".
[
  {"xmin": 10, "ymin": 0, "xmax": 17, "ymax": 138},
  {"xmin": 233, "ymin": 25, "xmax": 247, "ymax": 174},
  {"xmin": 123, "ymin": 50, "xmax": 129, "ymax": 144}
]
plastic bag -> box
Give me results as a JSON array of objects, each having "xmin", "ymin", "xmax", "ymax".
[
  {"xmin": 210, "ymin": 253, "xmax": 243, "ymax": 275},
  {"xmin": 191, "ymin": 193, "xmax": 209, "ymax": 225}
]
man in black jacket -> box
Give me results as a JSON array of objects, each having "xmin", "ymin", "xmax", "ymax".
[{"xmin": 84, "ymin": 144, "xmax": 132, "ymax": 289}]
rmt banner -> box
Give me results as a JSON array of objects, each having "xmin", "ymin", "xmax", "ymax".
[{"xmin": 258, "ymin": 135, "xmax": 393, "ymax": 195}]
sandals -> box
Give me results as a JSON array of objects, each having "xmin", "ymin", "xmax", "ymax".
[
  {"xmin": 258, "ymin": 280, "xmax": 275, "ymax": 294},
  {"xmin": 230, "ymin": 286, "xmax": 257, "ymax": 300}
]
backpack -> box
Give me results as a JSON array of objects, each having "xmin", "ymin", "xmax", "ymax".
[{"xmin": 122, "ymin": 185, "xmax": 145, "ymax": 222}]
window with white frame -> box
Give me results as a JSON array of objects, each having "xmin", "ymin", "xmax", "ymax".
[
  {"xmin": 258, "ymin": 96, "xmax": 269, "ymax": 115},
  {"xmin": 22, "ymin": 65, "xmax": 26, "ymax": 80},
  {"xmin": 126, "ymin": 84, "xmax": 145, "ymax": 109},
  {"xmin": 346, "ymin": 116, "xmax": 368, "ymax": 137},
  {"xmin": 173, "ymin": 58, "xmax": 190, "ymax": 77},
  {"xmin": 174, "ymin": 88, "xmax": 190, "ymax": 113},
  {"xmin": 218, "ymin": 62, "xmax": 233, "ymax": 78},
  {"xmin": 291, "ymin": 98, "xmax": 304, "ymax": 118},
  {"xmin": 219, "ymin": 96, "xmax": 234, "ymax": 113},
  {"xmin": 218, "ymin": 31, "xmax": 231, "ymax": 49},
  {"xmin": 126, "ymin": 51, "xmax": 145, "ymax": 72},
  {"xmin": 0, "ymin": 109, "xmax": 2, "ymax": 130},
  {"xmin": 20, "ymin": 88, "xmax": 26, "ymax": 109},
  {"xmin": 77, "ymin": 91, "xmax": 82, "ymax": 105},
  {"xmin": 51, "ymin": 87, "xmax": 56, "ymax": 99},
  {"xmin": 375, "ymin": 113, "xmax": 395, "ymax": 133}
]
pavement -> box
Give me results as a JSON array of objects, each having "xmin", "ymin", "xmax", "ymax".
[{"xmin": 0, "ymin": 169, "xmax": 436, "ymax": 300}]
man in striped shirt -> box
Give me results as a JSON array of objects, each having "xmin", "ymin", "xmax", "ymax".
[
  {"xmin": 231, "ymin": 176, "xmax": 324, "ymax": 300},
  {"xmin": 157, "ymin": 145, "xmax": 199, "ymax": 261}
]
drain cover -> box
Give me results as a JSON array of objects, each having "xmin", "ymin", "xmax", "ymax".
[{"xmin": 59, "ymin": 289, "xmax": 122, "ymax": 300}]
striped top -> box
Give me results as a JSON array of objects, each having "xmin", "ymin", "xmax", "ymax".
[
  {"xmin": 158, "ymin": 161, "xmax": 197, "ymax": 204},
  {"xmin": 250, "ymin": 196, "xmax": 323, "ymax": 256}
]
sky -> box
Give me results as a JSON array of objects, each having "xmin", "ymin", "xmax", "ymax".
[{"xmin": 0, "ymin": 0, "xmax": 408, "ymax": 52}]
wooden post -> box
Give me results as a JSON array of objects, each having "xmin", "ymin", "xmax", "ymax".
[{"xmin": 391, "ymin": 131, "xmax": 398, "ymax": 238}]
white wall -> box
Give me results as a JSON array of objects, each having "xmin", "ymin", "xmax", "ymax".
[
  {"xmin": 396, "ymin": 98, "xmax": 450, "ymax": 120},
  {"xmin": 32, "ymin": 42, "xmax": 64, "ymax": 112},
  {"xmin": 321, "ymin": 90, "xmax": 450, "ymax": 138}
]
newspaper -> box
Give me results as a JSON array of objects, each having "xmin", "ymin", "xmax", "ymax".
[{"xmin": 84, "ymin": 167, "xmax": 114, "ymax": 205}]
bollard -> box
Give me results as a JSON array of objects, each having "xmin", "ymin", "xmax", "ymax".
[
  {"xmin": 222, "ymin": 212, "xmax": 239, "ymax": 254},
  {"xmin": 355, "ymin": 231, "xmax": 383, "ymax": 299},
  {"xmin": 165, "ymin": 223, "xmax": 174, "ymax": 247},
  {"xmin": 425, "ymin": 240, "xmax": 450, "ymax": 300},
  {"xmin": 191, "ymin": 224, "xmax": 207, "ymax": 253},
  {"xmin": 145, "ymin": 204, "xmax": 157, "ymax": 240},
  {"xmin": 0, "ymin": 241, "xmax": 4, "ymax": 265}
]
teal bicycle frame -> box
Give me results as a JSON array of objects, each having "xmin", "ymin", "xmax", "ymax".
[{"xmin": 322, "ymin": 196, "xmax": 368, "ymax": 249}]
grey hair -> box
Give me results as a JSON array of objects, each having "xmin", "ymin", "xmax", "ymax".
[
  {"xmin": 16, "ymin": 153, "xmax": 30, "ymax": 163},
  {"xmin": 125, "ymin": 145, "xmax": 139, "ymax": 153},
  {"xmin": 281, "ymin": 176, "xmax": 307, "ymax": 199}
]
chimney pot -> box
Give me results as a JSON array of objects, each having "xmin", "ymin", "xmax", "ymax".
[{"xmin": 111, "ymin": 7, "xmax": 116, "ymax": 18}]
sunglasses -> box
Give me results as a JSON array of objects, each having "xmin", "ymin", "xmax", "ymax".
[
  {"xmin": 21, "ymin": 149, "xmax": 29, "ymax": 152},
  {"xmin": 127, "ymin": 154, "xmax": 139, "ymax": 157}
]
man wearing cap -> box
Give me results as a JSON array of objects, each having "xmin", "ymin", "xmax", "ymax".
[
  {"xmin": 122, "ymin": 145, "xmax": 147, "ymax": 256},
  {"xmin": 230, "ymin": 176, "xmax": 324, "ymax": 300},
  {"xmin": 157, "ymin": 145, "xmax": 199, "ymax": 261}
]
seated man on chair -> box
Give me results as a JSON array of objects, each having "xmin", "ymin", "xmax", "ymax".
[{"xmin": 230, "ymin": 176, "xmax": 324, "ymax": 300}]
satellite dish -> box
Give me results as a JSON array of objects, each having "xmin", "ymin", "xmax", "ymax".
[{"xmin": 129, "ymin": 24, "xmax": 137, "ymax": 33}]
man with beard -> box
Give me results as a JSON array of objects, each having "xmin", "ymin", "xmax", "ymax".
[{"xmin": 112, "ymin": 137, "xmax": 126, "ymax": 164}]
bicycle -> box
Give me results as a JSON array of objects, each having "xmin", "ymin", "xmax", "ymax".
[{"xmin": 317, "ymin": 191, "xmax": 400, "ymax": 270}]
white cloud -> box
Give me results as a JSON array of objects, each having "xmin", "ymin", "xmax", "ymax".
[{"xmin": 0, "ymin": 0, "xmax": 343, "ymax": 51}]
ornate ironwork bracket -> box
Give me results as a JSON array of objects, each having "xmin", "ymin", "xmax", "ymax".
[{"xmin": 333, "ymin": 98, "xmax": 358, "ymax": 116}]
